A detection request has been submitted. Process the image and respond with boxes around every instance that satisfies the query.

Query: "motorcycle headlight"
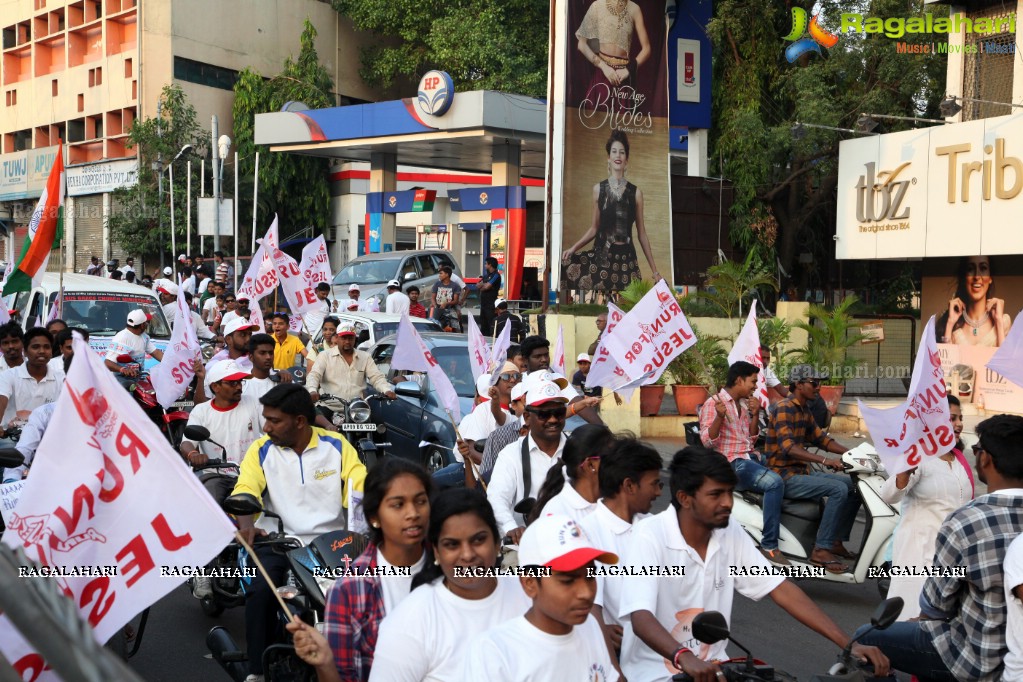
[348,400,371,423]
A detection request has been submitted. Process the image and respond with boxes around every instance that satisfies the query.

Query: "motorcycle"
[672,610,796,681]
[315,393,391,468]
[114,354,189,446]
[0,448,25,536]
[731,443,898,590]
[207,493,369,682]
[810,597,903,681]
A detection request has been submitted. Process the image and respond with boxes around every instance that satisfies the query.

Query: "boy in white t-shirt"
[620,447,889,682]
[1005,534,1023,681]
[463,513,621,682]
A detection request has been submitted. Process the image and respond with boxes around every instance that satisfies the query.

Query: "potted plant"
[664,327,729,416]
[791,295,867,414]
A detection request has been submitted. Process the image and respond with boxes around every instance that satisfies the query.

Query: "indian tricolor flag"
[3,147,64,296]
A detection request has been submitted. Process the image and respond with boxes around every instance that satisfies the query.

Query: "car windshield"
[333,259,397,286]
[372,320,439,339]
[58,292,171,338]
[429,346,476,398]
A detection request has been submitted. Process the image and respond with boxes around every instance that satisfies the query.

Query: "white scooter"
[732,443,899,586]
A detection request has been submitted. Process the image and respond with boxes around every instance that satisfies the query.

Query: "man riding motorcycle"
[305,324,396,403]
[104,309,164,382]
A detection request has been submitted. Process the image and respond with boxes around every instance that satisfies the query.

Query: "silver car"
[331,249,463,312]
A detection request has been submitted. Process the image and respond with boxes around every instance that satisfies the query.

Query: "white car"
[316,312,443,350]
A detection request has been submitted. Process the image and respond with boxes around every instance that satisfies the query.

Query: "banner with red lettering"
[272,247,320,316]
[603,280,696,385]
[392,315,461,420]
[586,302,627,389]
[150,285,200,408]
[300,236,332,287]
[552,325,566,377]
[0,335,234,678]
[488,320,512,386]
[236,216,280,303]
[727,302,769,409]
[859,317,954,475]
[466,313,490,382]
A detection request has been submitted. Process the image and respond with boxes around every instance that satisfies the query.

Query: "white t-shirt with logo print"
[370,577,530,682]
[185,395,263,467]
[462,613,619,682]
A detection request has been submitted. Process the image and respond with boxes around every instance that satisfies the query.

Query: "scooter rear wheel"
[200,596,225,618]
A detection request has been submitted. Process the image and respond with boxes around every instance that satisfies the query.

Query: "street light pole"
[211,115,220,250]
[156,100,164,271]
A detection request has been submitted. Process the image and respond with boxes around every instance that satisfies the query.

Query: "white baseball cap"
[337,324,357,337]
[157,281,179,296]
[523,370,569,390]
[206,360,251,385]
[475,374,492,399]
[386,279,401,289]
[576,353,591,363]
[518,514,618,571]
[223,317,258,337]
[494,298,508,308]
[513,377,556,403]
[178,253,187,262]
[524,382,568,407]
[162,266,173,276]
[126,309,152,326]
[348,283,361,292]
[346,300,360,310]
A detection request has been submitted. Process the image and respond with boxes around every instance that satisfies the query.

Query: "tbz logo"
[855,162,912,223]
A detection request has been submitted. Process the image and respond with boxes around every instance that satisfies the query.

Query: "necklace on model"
[962,308,986,336]
[607,174,626,200]
[606,0,628,28]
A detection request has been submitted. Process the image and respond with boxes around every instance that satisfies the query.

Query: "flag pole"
[447,410,486,491]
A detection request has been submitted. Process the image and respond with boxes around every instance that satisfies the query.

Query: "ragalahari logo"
[783,7,840,62]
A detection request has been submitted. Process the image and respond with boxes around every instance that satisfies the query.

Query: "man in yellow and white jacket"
[232,383,367,682]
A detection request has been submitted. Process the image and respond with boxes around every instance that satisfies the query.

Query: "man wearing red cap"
[306,324,394,402]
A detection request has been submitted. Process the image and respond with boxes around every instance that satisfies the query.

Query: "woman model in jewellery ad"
[937,255,1013,347]
[560,0,671,298]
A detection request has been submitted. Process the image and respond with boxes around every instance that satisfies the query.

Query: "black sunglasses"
[527,405,567,421]
[800,379,821,387]
[971,443,986,456]
[498,372,522,382]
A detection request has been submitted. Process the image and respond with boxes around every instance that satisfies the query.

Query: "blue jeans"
[781,471,860,549]
[732,458,784,550]
[853,622,954,681]
[432,462,466,489]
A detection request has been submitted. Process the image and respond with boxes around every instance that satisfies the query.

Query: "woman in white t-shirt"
[528,424,612,525]
[305,316,338,372]
[368,488,530,681]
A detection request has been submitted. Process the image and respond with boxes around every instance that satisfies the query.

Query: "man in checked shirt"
[700,361,788,566]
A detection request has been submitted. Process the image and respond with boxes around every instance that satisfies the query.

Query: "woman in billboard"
[574,0,651,88]
[561,129,662,293]
[938,255,1013,347]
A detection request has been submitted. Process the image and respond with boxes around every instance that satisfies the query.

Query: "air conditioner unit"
[324,226,337,241]
[12,203,33,223]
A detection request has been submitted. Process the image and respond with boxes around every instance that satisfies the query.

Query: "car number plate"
[341,424,377,432]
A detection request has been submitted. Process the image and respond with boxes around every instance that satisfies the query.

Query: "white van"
[8,273,171,365]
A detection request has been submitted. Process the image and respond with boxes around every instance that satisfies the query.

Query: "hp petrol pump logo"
[416,70,455,116]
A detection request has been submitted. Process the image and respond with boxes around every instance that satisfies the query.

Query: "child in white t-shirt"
[462,513,621,682]
[1004,534,1023,680]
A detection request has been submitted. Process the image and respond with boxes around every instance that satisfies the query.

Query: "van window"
[12,291,31,323]
[61,292,171,338]
[433,253,456,272]
[27,293,44,325]
[399,257,418,282]
[417,255,437,277]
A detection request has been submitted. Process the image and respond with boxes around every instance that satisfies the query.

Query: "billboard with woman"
[558,0,672,297]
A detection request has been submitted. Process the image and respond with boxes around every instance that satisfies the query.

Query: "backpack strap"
[521,436,531,499]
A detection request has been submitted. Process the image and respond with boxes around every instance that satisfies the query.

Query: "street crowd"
[1,252,1021,682]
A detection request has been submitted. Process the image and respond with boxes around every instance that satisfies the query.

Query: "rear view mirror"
[691,611,730,645]
[0,448,25,468]
[404,272,416,281]
[222,493,262,516]
[116,354,133,364]
[183,425,211,442]
[871,597,904,630]
[395,381,424,398]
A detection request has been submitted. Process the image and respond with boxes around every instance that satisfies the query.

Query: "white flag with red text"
[552,325,566,377]
[466,314,490,382]
[392,315,461,420]
[0,334,234,678]
[859,317,954,475]
[300,236,332,288]
[236,216,280,303]
[986,307,1023,390]
[272,247,320,316]
[603,280,697,386]
[150,284,200,408]
[728,302,769,409]
[488,321,512,386]
[586,303,633,396]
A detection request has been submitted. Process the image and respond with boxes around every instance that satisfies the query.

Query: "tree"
[233,19,333,243]
[706,0,945,290]
[331,0,549,97]
[109,85,208,261]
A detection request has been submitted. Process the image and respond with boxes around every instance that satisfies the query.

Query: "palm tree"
[791,295,867,386]
[700,252,778,334]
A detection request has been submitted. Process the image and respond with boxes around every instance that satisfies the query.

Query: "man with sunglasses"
[855,414,1023,682]
[764,364,858,573]
[520,335,603,425]
[488,381,569,543]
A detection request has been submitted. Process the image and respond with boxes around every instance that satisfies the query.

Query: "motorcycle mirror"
[222,493,262,516]
[870,597,904,630]
[513,497,536,516]
[116,354,133,364]
[691,611,730,645]
[0,447,25,468]
[183,425,212,442]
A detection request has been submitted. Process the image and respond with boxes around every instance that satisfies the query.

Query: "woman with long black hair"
[528,424,614,524]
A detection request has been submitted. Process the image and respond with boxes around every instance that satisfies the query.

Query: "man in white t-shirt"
[487,381,568,543]
[302,283,334,338]
[463,513,620,682]
[219,295,251,329]
[619,446,889,682]
[384,279,410,315]
[157,281,179,321]
[521,335,602,425]
[243,333,279,400]
[760,346,789,401]
[1005,534,1023,681]
[0,328,63,437]
[104,310,164,379]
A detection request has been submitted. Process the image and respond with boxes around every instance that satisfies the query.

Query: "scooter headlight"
[348,400,371,423]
